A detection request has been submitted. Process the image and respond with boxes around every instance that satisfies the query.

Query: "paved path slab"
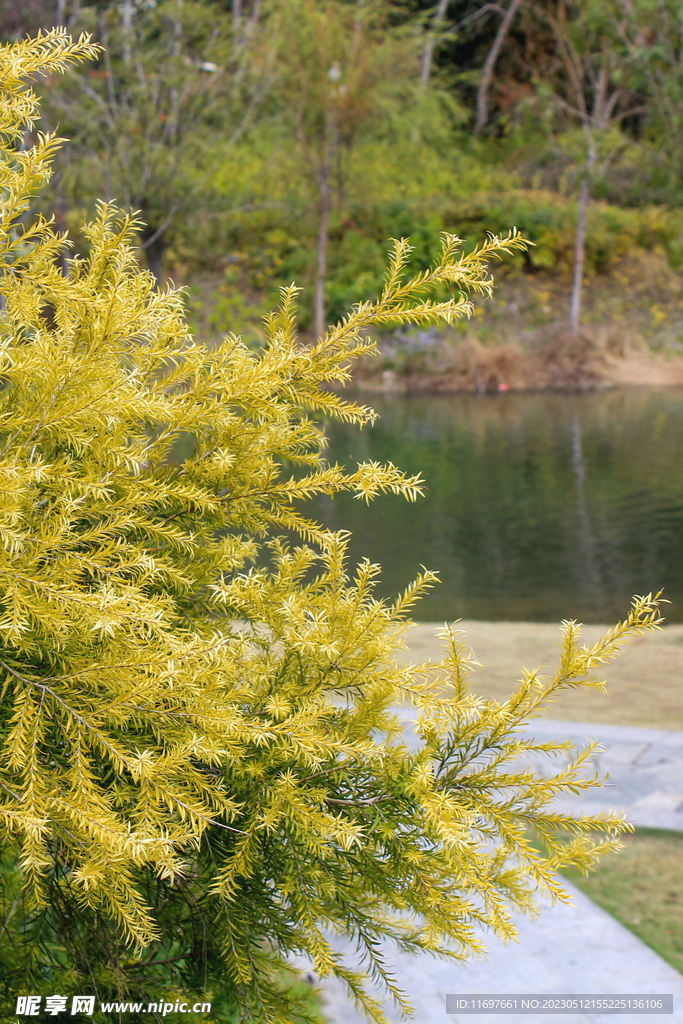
[392,711,683,832]
[314,881,683,1023]
[513,719,683,832]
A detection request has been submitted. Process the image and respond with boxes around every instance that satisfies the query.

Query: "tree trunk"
[54,197,69,278]
[571,413,604,611]
[420,0,451,86]
[570,177,589,333]
[67,0,82,29]
[122,0,133,64]
[474,0,521,135]
[143,229,166,288]
[248,0,261,31]
[314,168,331,339]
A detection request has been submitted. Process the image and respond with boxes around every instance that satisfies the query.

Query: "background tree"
[532,0,639,331]
[473,0,522,134]
[0,29,664,1024]
[615,0,683,202]
[273,0,424,337]
[420,0,451,86]
[43,0,270,282]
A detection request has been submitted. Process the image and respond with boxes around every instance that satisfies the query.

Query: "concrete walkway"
[392,712,683,833]
[311,719,683,1023]
[514,719,683,832]
[316,882,683,1024]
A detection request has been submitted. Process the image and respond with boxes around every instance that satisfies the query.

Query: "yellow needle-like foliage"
[0,30,662,1024]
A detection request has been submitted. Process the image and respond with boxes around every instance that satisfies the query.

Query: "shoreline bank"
[350,255,683,393]
[355,344,683,394]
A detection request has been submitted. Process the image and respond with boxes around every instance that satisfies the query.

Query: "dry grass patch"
[401,621,683,731]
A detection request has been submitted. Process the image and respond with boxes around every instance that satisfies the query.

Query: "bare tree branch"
[474,0,522,134]
[420,0,452,86]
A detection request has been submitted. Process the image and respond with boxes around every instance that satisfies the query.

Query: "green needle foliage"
[0,29,663,1024]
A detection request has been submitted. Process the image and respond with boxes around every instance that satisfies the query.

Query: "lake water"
[310,389,683,623]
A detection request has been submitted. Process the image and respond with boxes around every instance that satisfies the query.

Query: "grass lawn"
[279,972,326,1024]
[562,828,683,975]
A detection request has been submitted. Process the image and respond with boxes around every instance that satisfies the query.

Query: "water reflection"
[311,389,683,622]
[570,414,606,616]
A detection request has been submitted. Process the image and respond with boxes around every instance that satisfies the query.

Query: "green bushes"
[179,169,683,336]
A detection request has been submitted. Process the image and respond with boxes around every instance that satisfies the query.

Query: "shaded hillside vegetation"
[9,0,683,384]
